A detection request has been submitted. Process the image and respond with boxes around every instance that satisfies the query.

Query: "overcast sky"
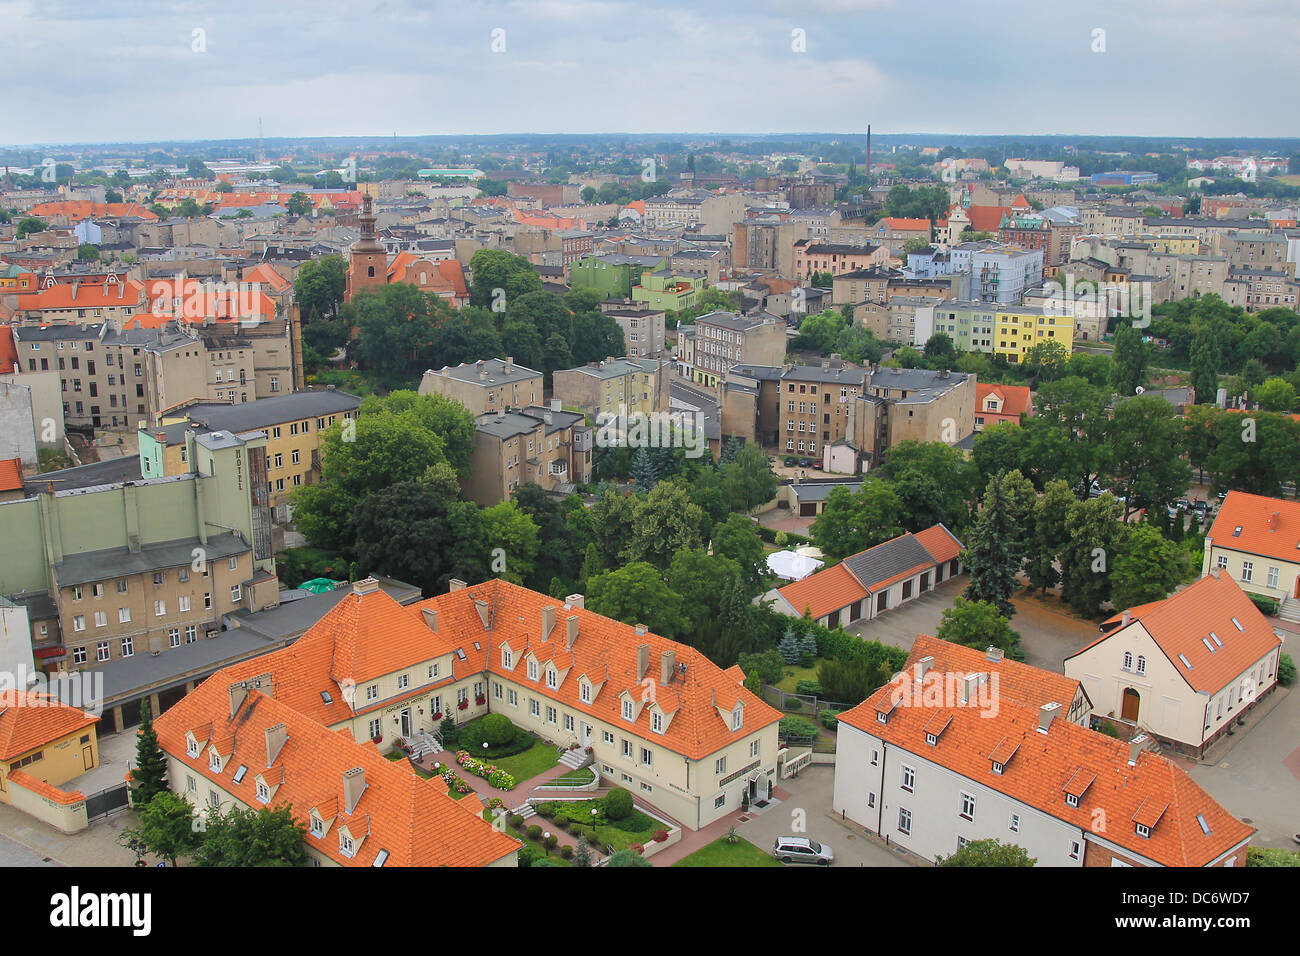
[4,0,1297,146]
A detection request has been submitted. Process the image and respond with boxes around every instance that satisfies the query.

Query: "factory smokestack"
[866,125,871,180]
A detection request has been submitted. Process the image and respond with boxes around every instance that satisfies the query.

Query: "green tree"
[1256,377,1297,412]
[130,699,169,805]
[192,804,309,867]
[881,440,972,531]
[810,480,905,562]
[16,217,47,239]
[1025,479,1074,594]
[76,243,100,262]
[468,249,543,308]
[667,548,741,634]
[923,332,957,365]
[1060,493,1125,616]
[586,562,685,638]
[353,479,461,594]
[1189,320,1224,405]
[481,501,541,585]
[294,255,347,321]
[1107,394,1191,519]
[624,481,705,570]
[608,848,652,867]
[1111,323,1150,396]
[937,598,1022,656]
[816,658,889,707]
[588,489,637,568]
[120,791,200,867]
[709,514,767,594]
[962,471,1035,618]
[286,192,314,216]
[1111,524,1191,609]
[362,390,477,475]
[938,838,1036,867]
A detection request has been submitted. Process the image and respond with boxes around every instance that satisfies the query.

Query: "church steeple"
[344,191,388,303]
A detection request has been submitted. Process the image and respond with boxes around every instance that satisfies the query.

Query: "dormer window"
[256,781,270,803]
[1066,793,1079,808]
[546,669,557,689]
[209,752,221,772]
[502,649,512,669]
[732,707,743,731]
[580,681,591,704]
[926,733,937,746]
[622,699,633,721]
[187,739,198,758]
[528,660,538,681]
[310,813,325,838]
[877,711,888,725]
[340,833,355,857]
[651,711,663,734]
[1135,823,1150,839]
[991,761,1004,775]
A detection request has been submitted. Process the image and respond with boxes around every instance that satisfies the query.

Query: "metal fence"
[85,783,130,821]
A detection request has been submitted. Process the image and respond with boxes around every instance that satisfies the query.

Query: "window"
[580,682,591,703]
[121,636,134,657]
[1136,655,1146,675]
[502,649,512,669]
[1066,793,1080,808]
[1267,566,1279,589]
[368,718,382,739]
[545,705,557,725]
[204,593,212,610]
[959,792,976,821]
[169,628,180,648]
[898,808,912,835]
[96,641,110,662]
[639,747,652,767]
[651,711,663,734]
[365,684,378,702]
[621,739,633,760]
[117,580,128,594]
[715,756,727,775]
[527,659,538,681]
[870,749,879,767]
[602,730,614,745]
[185,625,197,643]
[397,674,409,690]
[72,645,87,664]
[340,833,354,857]
[622,699,633,721]
[992,761,1004,775]
[545,669,557,689]
[93,611,107,628]
[153,571,164,586]
[1135,823,1150,838]
[1123,651,1133,671]
[154,600,166,617]
[563,714,574,733]
[209,751,221,772]
[715,794,726,809]
[256,781,270,803]
[900,765,915,793]
[1241,561,1253,582]
[493,682,502,700]
[529,698,540,717]
[310,814,325,838]
[1009,813,1020,832]
[507,689,518,707]
[1068,841,1081,861]
[732,707,743,731]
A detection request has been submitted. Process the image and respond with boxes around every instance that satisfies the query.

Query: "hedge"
[757,525,810,546]
[819,709,840,730]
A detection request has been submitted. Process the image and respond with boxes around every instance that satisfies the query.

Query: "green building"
[568,254,667,300]
[632,269,707,312]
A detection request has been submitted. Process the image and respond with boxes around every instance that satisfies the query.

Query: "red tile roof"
[1068,573,1281,694]
[0,690,98,759]
[7,771,85,805]
[776,563,868,620]
[0,458,22,493]
[0,325,17,374]
[905,635,1086,715]
[882,217,930,231]
[27,201,158,222]
[838,667,1253,866]
[975,382,1033,420]
[965,205,1014,233]
[1207,490,1300,564]
[16,278,146,312]
[913,524,964,566]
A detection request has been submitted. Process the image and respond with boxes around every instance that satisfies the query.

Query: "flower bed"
[441,767,474,795]
[456,749,516,790]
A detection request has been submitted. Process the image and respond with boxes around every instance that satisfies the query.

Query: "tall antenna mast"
[258,117,265,162]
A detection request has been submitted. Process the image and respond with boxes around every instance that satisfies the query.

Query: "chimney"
[448,579,467,592]
[342,767,366,814]
[1128,733,1148,766]
[352,578,380,596]
[565,615,579,650]
[1037,701,1061,734]
[565,593,585,610]
[71,280,79,300]
[1269,511,1280,531]
[474,599,490,629]
[985,646,1004,663]
[420,607,438,632]
[541,605,556,641]
[637,643,650,681]
[550,398,561,412]
[661,648,676,685]
[961,673,981,704]
[228,681,248,718]
[916,655,935,682]
[265,722,288,767]
[1121,609,1131,627]
[477,361,487,381]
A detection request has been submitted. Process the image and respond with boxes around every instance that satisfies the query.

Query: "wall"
[4,772,88,833]
[0,382,38,465]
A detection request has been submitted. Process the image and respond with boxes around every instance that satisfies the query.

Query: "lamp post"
[543,831,551,856]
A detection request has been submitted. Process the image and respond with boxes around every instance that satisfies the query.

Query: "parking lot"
[845,576,1102,674]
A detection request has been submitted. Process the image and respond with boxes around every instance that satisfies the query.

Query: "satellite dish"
[1135,386,1145,395]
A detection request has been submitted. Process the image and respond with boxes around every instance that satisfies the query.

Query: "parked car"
[798,458,812,468]
[1192,500,1209,513]
[812,460,823,470]
[1177,498,1191,512]
[772,836,834,865]
[784,456,797,467]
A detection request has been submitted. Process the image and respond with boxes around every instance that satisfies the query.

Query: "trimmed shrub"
[779,716,818,739]
[604,787,634,821]
[785,698,802,711]
[555,817,570,832]
[1279,653,1296,688]
[477,713,516,747]
[560,844,574,859]
[1249,593,1280,617]
[544,834,558,850]
[610,810,655,833]
[795,680,824,697]
[527,825,542,841]
[819,709,840,730]
[508,814,524,830]
[536,802,555,819]
[653,829,669,843]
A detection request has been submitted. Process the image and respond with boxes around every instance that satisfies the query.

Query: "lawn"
[775,659,828,694]
[545,766,595,787]
[672,836,782,868]
[536,798,662,853]
[488,739,562,783]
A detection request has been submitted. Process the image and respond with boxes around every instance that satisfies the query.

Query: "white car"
[772,836,834,865]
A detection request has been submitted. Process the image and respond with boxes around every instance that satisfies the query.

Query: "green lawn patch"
[546,766,595,787]
[775,660,827,694]
[488,739,561,783]
[535,797,661,853]
[672,836,783,867]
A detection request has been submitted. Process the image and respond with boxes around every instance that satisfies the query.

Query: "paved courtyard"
[844,577,1101,674]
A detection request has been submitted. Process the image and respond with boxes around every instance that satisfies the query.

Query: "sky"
[3,0,1298,146]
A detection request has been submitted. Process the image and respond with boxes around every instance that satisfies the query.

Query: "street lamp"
[543,831,551,855]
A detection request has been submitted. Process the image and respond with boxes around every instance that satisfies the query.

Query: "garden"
[672,832,782,868]
[530,787,668,854]
[449,714,563,786]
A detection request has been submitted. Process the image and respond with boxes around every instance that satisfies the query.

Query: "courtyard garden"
[532,787,667,854]
[444,714,563,787]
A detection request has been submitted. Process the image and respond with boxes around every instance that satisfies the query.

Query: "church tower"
[344,193,387,303]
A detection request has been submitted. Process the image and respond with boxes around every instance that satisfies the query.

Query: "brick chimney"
[636,643,650,681]
[660,648,676,685]
[265,723,288,767]
[565,615,578,651]
[1269,511,1280,531]
[343,767,366,814]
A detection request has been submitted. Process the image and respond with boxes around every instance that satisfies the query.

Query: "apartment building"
[0,430,277,687]
[1065,573,1282,757]
[1226,267,1299,312]
[792,241,888,280]
[158,577,782,847]
[568,254,666,299]
[974,383,1033,431]
[834,638,1252,867]
[463,403,593,505]
[832,266,895,306]
[138,389,362,515]
[852,367,975,467]
[631,270,706,312]
[993,304,1076,364]
[418,357,543,416]
[552,357,668,420]
[1203,492,1300,607]
[732,219,808,275]
[10,275,148,325]
[603,308,666,358]
[691,311,789,388]
[971,246,1044,303]
[884,295,945,347]
[776,363,868,460]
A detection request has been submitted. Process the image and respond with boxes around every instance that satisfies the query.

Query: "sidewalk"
[0,800,138,867]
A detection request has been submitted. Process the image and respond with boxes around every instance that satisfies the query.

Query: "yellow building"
[993,305,1075,364]
[0,690,99,803]
[1146,235,1203,256]
[138,389,361,514]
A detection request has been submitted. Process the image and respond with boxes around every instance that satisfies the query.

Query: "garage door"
[799,502,817,517]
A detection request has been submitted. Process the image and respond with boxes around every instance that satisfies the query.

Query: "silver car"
[772,836,834,865]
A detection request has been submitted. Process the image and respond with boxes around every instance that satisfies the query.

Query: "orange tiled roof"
[838,671,1253,866]
[1207,490,1300,563]
[0,325,17,373]
[16,278,146,312]
[905,635,1085,714]
[27,201,158,223]
[1068,573,1281,695]
[0,690,98,759]
[975,382,1033,420]
[776,563,868,620]
[0,458,22,492]
[241,263,291,293]
[152,688,519,867]
[913,524,964,566]
[882,217,930,230]
[965,205,1013,233]
[7,771,85,806]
